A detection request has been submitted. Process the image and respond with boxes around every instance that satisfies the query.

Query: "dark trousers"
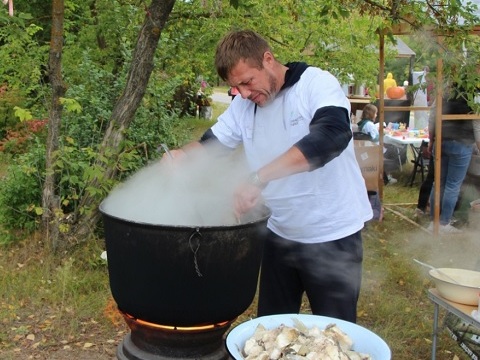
[417,155,462,213]
[417,156,434,211]
[257,230,363,323]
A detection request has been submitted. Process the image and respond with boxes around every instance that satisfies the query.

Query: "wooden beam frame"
[378,25,480,235]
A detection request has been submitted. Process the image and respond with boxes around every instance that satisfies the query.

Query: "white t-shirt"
[360,120,380,143]
[211,67,373,243]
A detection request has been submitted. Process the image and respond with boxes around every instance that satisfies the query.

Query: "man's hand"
[234,183,263,217]
[160,149,188,172]
[160,148,188,164]
[159,141,205,166]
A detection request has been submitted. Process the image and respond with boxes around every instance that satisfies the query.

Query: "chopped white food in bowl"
[226,314,391,360]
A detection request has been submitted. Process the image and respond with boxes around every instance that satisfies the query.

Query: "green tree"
[2,0,480,249]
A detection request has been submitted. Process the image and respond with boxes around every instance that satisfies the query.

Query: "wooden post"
[379,31,385,200]
[433,37,444,236]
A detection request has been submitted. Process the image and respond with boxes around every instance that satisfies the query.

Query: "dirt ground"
[0,329,127,360]
[0,297,256,360]
[1,321,128,360]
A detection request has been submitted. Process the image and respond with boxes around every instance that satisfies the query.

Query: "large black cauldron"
[100,203,269,327]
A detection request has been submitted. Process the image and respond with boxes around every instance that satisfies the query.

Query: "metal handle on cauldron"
[189,228,203,277]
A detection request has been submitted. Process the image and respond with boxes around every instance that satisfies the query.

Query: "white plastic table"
[383,134,429,147]
[383,134,430,180]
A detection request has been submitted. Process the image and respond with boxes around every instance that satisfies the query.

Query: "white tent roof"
[393,37,415,58]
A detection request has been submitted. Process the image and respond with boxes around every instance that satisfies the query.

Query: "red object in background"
[386,86,406,99]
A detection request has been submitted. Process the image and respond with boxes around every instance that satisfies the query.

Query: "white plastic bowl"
[226,313,391,360]
[429,268,480,305]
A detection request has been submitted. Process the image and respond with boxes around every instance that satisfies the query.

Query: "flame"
[104,297,124,326]
[124,312,231,331]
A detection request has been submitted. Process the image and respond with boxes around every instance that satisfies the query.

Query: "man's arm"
[161,141,205,163]
[161,128,233,162]
[254,106,351,184]
[234,105,351,215]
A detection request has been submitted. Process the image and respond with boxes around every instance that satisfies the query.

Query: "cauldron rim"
[99,202,271,230]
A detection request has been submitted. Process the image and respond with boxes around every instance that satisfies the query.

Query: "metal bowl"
[429,268,480,305]
[226,314,391,360]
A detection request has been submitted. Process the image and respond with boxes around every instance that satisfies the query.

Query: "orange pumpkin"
[386,86,405,99]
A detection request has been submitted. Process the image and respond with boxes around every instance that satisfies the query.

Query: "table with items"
[383,129,430,184]
[428,289,480,360]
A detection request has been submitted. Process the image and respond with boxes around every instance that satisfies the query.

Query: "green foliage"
[1,0,480,243]
[0,88,24,136]
[163,1,384,90]
[0,10,49,137]
[61,52,121,148]
[0,119,47,154]
[0,104,211,244]
[0,13,49,113]
[0,135,146,241]
[59,98,82,114]
[13,106,33,121]
[0,144,44,236]
[398,30,480,111]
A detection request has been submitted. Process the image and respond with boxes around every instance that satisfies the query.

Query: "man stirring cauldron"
[162,30,372,323]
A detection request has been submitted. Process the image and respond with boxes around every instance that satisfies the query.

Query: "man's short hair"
[215,30,271,82]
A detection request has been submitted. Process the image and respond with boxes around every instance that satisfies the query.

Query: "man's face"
[227,53,278,107]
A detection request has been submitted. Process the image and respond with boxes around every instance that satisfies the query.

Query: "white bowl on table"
[226,313,391,360]
[429,268,480,306]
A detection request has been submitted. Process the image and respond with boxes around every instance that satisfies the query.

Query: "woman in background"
[357,104,398,185]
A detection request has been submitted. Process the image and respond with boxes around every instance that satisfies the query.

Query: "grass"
[1,113,479,359]
[0,234,121,359]
[175,101,229,144]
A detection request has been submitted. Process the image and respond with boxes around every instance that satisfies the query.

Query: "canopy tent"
[392,37,416,58]
[390,37,416,87]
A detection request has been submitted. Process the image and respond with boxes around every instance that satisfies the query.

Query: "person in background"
[414,107,440,219]
[162,30,372,323]
[427,86,480,234]
[414,140,434,219]
[414,142,461,223]
[384,72,397,95]
[356,104,379,142]
[414,66,437,218]
[357,103,398,185]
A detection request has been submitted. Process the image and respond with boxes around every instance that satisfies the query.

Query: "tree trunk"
[42,0,66,251]
[71,0,176,241]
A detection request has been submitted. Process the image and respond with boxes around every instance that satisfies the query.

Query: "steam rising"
[101,146,250,226]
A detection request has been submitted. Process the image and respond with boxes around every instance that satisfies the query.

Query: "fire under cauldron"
[100,203,270,360]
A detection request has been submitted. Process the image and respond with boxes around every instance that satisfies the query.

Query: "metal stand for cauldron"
[116,313,234,360]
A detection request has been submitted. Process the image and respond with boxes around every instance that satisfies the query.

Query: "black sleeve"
[199,128,217,144]
[198,128,234,155]
[294,106,352,170]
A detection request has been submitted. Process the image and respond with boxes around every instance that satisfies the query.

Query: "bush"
[0,145,45,236]
[0,119,47,154]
